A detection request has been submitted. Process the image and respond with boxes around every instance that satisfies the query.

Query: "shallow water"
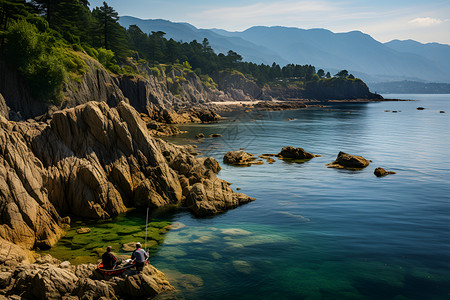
[47,94,450,299]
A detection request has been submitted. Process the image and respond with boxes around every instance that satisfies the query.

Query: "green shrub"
[83,44,98,58]
[72,44,84,52]
[182,60,192,70]
[4,19,43,69]
[25,54,65,103]
[149,67,161,77]
[96,47,122,73]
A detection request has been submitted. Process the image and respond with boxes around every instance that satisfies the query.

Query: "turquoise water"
[46,94,450,299]
[157,94,450,299]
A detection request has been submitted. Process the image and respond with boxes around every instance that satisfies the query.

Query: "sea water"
[48,94,450,299]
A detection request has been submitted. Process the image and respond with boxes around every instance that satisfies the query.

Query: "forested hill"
[0,0,379,111]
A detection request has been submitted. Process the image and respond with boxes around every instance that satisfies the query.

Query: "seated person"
[131,242,148,272]
[101,246,118,270]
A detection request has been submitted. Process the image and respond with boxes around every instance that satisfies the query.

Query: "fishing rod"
[144,207,149,253]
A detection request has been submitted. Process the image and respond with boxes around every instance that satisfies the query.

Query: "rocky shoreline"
[0,100,254,299]
[0,239,175,299]
[0,54,400,299]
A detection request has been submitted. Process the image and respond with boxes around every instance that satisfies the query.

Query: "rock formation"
[213,71,272,101]
[223,151,263,166]
[326,151,370,169]
[0,101,254,249]
[0,93,8,120]
[374,167,396,177]
[277,146,318,160]
[0,251,174,300]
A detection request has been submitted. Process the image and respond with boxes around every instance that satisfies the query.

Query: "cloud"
[408,17,447,27]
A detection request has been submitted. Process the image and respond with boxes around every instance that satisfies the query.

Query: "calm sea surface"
[49,94,450,299]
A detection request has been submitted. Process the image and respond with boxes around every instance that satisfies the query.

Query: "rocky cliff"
[0,101,254,250]
[264,77,382,101]
[213,70,272,101]
[0,55,231,123]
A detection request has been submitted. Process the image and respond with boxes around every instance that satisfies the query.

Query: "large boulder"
[0,238,32,267]
[326,151,369,169]
[277,146,317,160]
[110,264,175,298]
[11,264,78,300]
[72,278,118,300]
[186,179,255,216]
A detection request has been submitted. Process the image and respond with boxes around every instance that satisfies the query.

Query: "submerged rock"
[76,228,91,234]
[374,167,396,177]
[277,146,318,160]
[326,151,369,169]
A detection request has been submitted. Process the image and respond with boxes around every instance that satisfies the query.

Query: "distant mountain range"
[119,16,450,88]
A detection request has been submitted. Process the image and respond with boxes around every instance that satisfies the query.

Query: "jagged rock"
[110,264,174,298]
[0,238,32,267]
[0,93,8,120]
[0,62,50,120]
[0,101,254,248]
[213,71,271,101]
[374,167,396,177]
[326,151,369,169]
[10,264,78,300]
[3,251,174,300]
[0,269,13,289]
[35,254,61,265]
[32,266,78,300]
[185,108,221,123]
[63,55,128,110]
[209,133,222,138]
[74,263,97,279]
[195,133,205,139]
[277,146,317,159]
[223,151,257,166]
[186,179,255,216]
[72,278,118,300]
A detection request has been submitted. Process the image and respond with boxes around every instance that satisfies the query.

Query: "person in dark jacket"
[131,242,148,272]
[101,246,117,270]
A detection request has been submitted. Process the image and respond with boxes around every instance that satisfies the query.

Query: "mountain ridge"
[119,16,450,85]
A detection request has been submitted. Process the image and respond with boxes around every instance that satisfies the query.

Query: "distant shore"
[209,98,413,113]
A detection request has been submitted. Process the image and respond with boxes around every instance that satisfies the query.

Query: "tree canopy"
[0,0,352,100]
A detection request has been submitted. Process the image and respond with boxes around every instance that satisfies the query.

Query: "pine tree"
[92,1,118,50]
[0,0,28,51]
[92,1,129,60]
[30,0,93,43]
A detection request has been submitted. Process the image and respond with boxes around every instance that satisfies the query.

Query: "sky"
[89,0,450,44]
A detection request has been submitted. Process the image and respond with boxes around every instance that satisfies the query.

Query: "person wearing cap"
[131,242,148,272]
[102,246,118,270]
